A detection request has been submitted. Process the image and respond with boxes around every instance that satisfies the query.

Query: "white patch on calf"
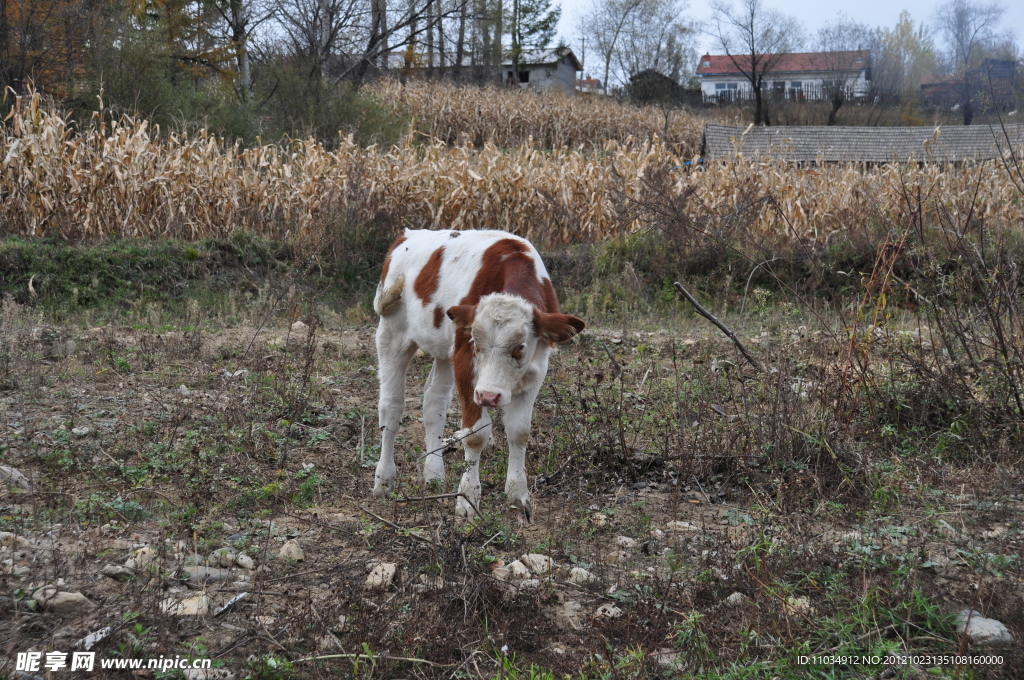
[470,294,542,408]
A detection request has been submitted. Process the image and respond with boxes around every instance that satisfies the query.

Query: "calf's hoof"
[512,497,533,525]
[455,494,480,521]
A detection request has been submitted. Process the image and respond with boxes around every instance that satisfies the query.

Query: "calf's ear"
[534,310,586,344]
[446,305,476,329]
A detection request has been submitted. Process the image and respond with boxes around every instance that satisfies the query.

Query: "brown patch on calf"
[380,234,407,282]
[446,305,476,329]
[453,327,482,427]
[534,309,586,344]
[433,306,446,329]
[414,246,445,305]
[456,239,543,308]
[539,277,560,314]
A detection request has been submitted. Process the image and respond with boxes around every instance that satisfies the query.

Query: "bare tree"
[934,0,1005,124]
[614,0,697,84]
[815,16,870,125]
[709,0,802,126]
[213,0,276,100]
[580,0,643,95]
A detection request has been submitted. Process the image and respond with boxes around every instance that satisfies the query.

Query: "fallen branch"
[674,281,761,371]
[292,652,451,668]
[395,492,482,519]
[358,505,437,546]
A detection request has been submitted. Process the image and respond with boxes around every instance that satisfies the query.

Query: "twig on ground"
[358,505,437,545]
[292,652,451,668]
[674,281,761,371]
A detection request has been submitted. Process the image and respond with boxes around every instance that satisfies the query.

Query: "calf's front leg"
[502,381,543,523]
[373,326,416,497]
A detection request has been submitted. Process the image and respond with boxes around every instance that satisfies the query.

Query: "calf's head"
[448,293,585,408]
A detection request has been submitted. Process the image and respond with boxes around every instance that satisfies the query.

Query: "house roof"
[702,123,1024,162]
[697,50,869,76]
[385,47,582,71]
[921,74,960,86]
[513,48,582,71]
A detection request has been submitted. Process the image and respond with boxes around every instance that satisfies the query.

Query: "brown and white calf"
[371,229,585,521]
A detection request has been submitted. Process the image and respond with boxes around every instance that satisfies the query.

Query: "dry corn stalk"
[368,78,707,155]
[2,91,1022,251]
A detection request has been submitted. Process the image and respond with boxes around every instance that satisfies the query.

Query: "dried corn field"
[368,78,706,153]
[2,91,1023,249]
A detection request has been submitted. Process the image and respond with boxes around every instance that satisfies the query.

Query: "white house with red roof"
[696,50,870,100]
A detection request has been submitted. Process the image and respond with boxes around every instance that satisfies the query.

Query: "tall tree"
[934,0,1005,124]
[0,0,99,95]
[870,12,937,99]
[508,0,558,82]
[580,0,643,94]
[212,0,275,100]
[709,0,802,126]
[614,0,696,84]
[815,16,871,125]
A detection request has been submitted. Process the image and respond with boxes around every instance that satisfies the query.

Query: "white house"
[504,48,582,94]
[696,50,870,100]
[384,46,582,95]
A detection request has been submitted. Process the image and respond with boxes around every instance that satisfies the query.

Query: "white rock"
[616,536,638,549]
[183,566,233,583]
[365,562,397,591]
[183,669,235,680]
[278,539,304,561]
[568,567,601,586]
[520,553,553,574]
[100,564,135,581]
[33,587,98,615]
[491,566,512,581]
[557,600,584,630]
[0,531,27,547]
[124,547,162,573]
[210,547,237,568]
[71,426,92,437]
[981,525,1007,539]
[160,594,210,617]
[725,592,748,607]
[291,320,309,333]
[518,579,542,590]
[332,615,351,634]
[235,553,255,570]
[508,560,532,580]
[666,520,700,532]
[0,465,32,490]
[77,626,112,650]
[956,610,1014,647]
[605,550,628,563]
[783,596,814,616]
[596,603,623,618]
[650,529,665,540]
[414,573,444,593]
[178,385,192,396]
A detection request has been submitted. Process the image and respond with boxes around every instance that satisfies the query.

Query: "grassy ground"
[0,236,1022,679]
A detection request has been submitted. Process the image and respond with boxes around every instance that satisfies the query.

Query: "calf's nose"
[475,390,502,407]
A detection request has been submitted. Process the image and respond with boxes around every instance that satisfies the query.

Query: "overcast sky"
[556,0,1024,76]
